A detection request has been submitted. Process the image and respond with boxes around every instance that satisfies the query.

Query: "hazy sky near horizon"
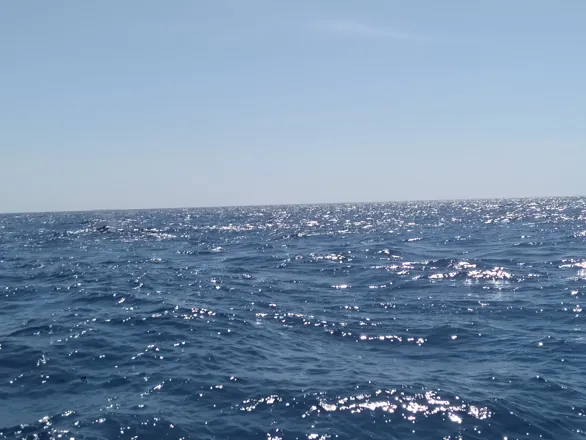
[1,1,584,213]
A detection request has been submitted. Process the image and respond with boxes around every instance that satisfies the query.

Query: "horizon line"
[1,194,584,216]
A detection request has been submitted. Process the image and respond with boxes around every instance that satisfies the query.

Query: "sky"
[0,0,585,213]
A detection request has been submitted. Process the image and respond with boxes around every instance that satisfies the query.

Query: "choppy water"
[1,197,585,440]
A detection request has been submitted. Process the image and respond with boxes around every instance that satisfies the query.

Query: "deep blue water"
[1,198,585,440]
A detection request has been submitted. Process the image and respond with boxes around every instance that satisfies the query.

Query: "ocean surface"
[1,197,585,440]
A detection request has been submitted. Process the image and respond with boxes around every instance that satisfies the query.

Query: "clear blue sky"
[1,0,584,213]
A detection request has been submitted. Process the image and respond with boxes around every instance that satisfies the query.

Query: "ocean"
[0,197,585,440]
